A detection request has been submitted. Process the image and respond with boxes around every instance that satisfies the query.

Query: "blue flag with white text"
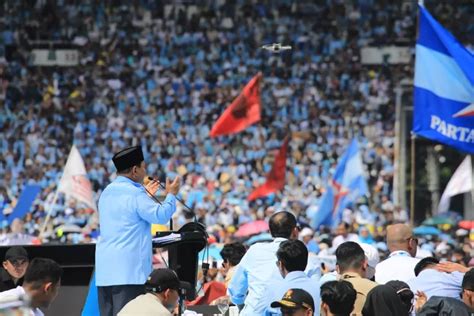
[413,6,474,154]
[311,140,368,229]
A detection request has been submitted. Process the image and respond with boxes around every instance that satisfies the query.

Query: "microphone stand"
[146,177,198,231]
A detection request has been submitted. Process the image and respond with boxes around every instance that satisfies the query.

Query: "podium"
[152,222,208,300]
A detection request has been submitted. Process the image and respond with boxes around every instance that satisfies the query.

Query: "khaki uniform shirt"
[118,293,172,316]
[341,272,378,316]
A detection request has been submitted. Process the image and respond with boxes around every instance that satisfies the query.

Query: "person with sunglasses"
[374,224,420,284]
[270,289,315,316]
[0,246,29,292]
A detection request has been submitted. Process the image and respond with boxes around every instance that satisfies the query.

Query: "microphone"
[146,176,196,216]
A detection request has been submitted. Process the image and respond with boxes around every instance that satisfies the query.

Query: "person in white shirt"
[375,224,420,284]
[332,222,360,250]
[0,258,62,316]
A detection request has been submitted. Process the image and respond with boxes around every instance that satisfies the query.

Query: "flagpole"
[471,154,474,220]
[410,133,416,226]
[38,188,60,239]
[409,0,423,227]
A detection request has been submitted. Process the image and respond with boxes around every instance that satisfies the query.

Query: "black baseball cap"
[145,269,190,293]
[271,288,315,311]
[462,269,474,291]
[4,246,28,262]
[414,257,439,276]
[112,146,144,172]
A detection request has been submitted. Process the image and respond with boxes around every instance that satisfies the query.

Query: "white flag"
[57,145,96,210]
[437,156,472,214]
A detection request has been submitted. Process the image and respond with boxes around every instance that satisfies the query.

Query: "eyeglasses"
[406,236,418,244]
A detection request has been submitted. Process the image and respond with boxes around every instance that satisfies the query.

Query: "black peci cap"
[112,146,144,172]
[414,257,439,276]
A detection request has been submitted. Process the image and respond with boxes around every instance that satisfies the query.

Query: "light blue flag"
[311,185,335,229]
[312,140,368,229]
[413,5,474,154]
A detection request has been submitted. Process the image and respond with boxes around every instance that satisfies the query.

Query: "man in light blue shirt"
[228,212,320,316]
[262,240,320,315]
[407,257,465,300]
[95,146,180,316]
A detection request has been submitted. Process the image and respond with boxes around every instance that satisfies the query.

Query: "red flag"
[248,137,289,201]
[210,73,262,137]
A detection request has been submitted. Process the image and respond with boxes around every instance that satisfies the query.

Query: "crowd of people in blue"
[0,0,473,315]
[0,0,473,242]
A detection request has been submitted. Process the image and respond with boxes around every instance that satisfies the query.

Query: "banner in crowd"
[312,139,368,228]
[3,185,41,224]
[210,73,262,137]
[57,145,96,210]
[248,137,289,201]
[413,6,474,154]
[437,156,472,214]
[31,49,80,66]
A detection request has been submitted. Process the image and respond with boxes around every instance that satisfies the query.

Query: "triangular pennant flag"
[210,73,262,137]
[248,137,289,201]
[437,156,472,214]
[57,145,96,210]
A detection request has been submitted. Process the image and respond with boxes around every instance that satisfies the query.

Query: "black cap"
[145,269,189,293]
[112,146,144,172]
[414,257,439,276]
[462,269,474,291]
[271,288,314,311]
[5,246,28,262]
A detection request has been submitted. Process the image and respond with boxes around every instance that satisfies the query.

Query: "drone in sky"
[261,43,292,53]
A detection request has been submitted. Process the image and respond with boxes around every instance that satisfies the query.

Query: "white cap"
[360,243,379,268]
[299,227,314,239]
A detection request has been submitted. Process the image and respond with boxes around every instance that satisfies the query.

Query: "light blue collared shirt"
[407,269,464,300]
[263,271,321,316]
[228,238,321,316]
[95,176,176,286]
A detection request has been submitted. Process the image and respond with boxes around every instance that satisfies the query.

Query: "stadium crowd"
[0,0,473,243]
[0,1,473,315]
